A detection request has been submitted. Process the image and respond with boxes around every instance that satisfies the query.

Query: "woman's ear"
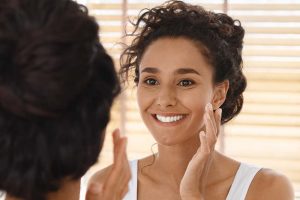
[212,80,229,110]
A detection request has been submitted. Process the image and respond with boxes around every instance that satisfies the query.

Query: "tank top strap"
[226,163,262,200]
[123,160,138,200]
[0,191,6,200]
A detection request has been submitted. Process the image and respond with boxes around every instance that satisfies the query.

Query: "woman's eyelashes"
[177,79,195,87]
[141,77,196,88]
[143,78,159,85]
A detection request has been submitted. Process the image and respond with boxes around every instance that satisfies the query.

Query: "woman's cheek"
[181,93,207,129]
[137,86,153,110]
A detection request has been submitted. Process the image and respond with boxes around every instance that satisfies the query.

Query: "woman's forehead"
[139,37,212,75]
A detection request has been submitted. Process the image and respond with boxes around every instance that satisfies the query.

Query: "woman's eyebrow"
[175,68,201,75]
[140,67,201,75]
[141,67,160,74]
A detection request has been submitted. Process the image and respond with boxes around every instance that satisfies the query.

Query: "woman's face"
[137,37,223,146]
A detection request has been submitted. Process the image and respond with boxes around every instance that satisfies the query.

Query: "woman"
[91,1,294,200]
[0,0,130,199]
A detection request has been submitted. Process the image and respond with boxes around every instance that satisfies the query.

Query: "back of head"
[120,0,247,124]
[0,0,120,199]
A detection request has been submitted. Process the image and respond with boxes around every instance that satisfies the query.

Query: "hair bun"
[213,13,245,54]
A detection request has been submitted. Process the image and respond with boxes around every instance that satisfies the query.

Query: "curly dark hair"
[120,0,247,124]
[0,0,120,199]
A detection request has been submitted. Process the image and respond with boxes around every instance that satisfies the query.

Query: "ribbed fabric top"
[226,163,261,200]
[123,160,138,200]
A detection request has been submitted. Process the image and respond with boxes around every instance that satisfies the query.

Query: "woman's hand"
[85,129,131,200]
[180,103,222,200]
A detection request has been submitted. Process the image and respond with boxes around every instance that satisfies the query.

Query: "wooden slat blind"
[82,0,300,195]
[226,1,300,192]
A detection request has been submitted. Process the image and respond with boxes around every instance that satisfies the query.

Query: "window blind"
[225,1,300,192]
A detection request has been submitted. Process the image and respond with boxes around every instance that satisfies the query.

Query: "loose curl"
[120,0,247,124]
[0,0,120,199]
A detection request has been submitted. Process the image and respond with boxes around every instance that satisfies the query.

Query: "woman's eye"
[144,78,158,85]
[178,80,194,87]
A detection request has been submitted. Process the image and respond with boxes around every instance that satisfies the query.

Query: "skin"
[91,37,294,200]
[86,129,131,200]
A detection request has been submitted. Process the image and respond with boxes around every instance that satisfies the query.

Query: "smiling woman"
[90,1,295,200]
[137,37,225,146]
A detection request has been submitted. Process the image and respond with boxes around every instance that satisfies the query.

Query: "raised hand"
[85,129,131,200]
[180,103,222,200]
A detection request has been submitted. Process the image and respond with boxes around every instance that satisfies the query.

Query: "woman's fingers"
[86,129,131,200]
[108,136,131,199]
[214,108,222,136]
[112,138,131,197]
[119,170,131,196]
[112,129,121,161]
[206,104,217,134]
[204,114,216,148]
[204,109,217,148]
[108,137,128,184]
[199,131,210,154]
[179,131,210,199]
[179,104,222,200]
[204,104,223,148]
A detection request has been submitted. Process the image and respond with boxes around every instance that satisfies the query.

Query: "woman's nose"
[156,87,177,108]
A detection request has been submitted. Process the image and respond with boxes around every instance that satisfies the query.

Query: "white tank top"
[123,160,261,200]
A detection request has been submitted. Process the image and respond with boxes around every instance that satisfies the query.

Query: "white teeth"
[156,114,184,123]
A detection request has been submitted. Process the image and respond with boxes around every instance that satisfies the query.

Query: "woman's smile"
[151,113,189,125]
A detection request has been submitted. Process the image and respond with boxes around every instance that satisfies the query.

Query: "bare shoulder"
[88,165,113,186]
[247,168,294,200]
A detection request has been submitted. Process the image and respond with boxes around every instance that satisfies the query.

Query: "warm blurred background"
[77,0,300,198]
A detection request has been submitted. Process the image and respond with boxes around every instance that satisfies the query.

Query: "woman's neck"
[148,141,238,188]
[5,178,80,200]
[157,137,200,173]
[148,134,205,184]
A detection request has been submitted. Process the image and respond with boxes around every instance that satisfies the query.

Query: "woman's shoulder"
[247,168,294,200]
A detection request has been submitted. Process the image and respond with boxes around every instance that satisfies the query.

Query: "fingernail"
[200,131,206,137]
[219,108,222,116]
